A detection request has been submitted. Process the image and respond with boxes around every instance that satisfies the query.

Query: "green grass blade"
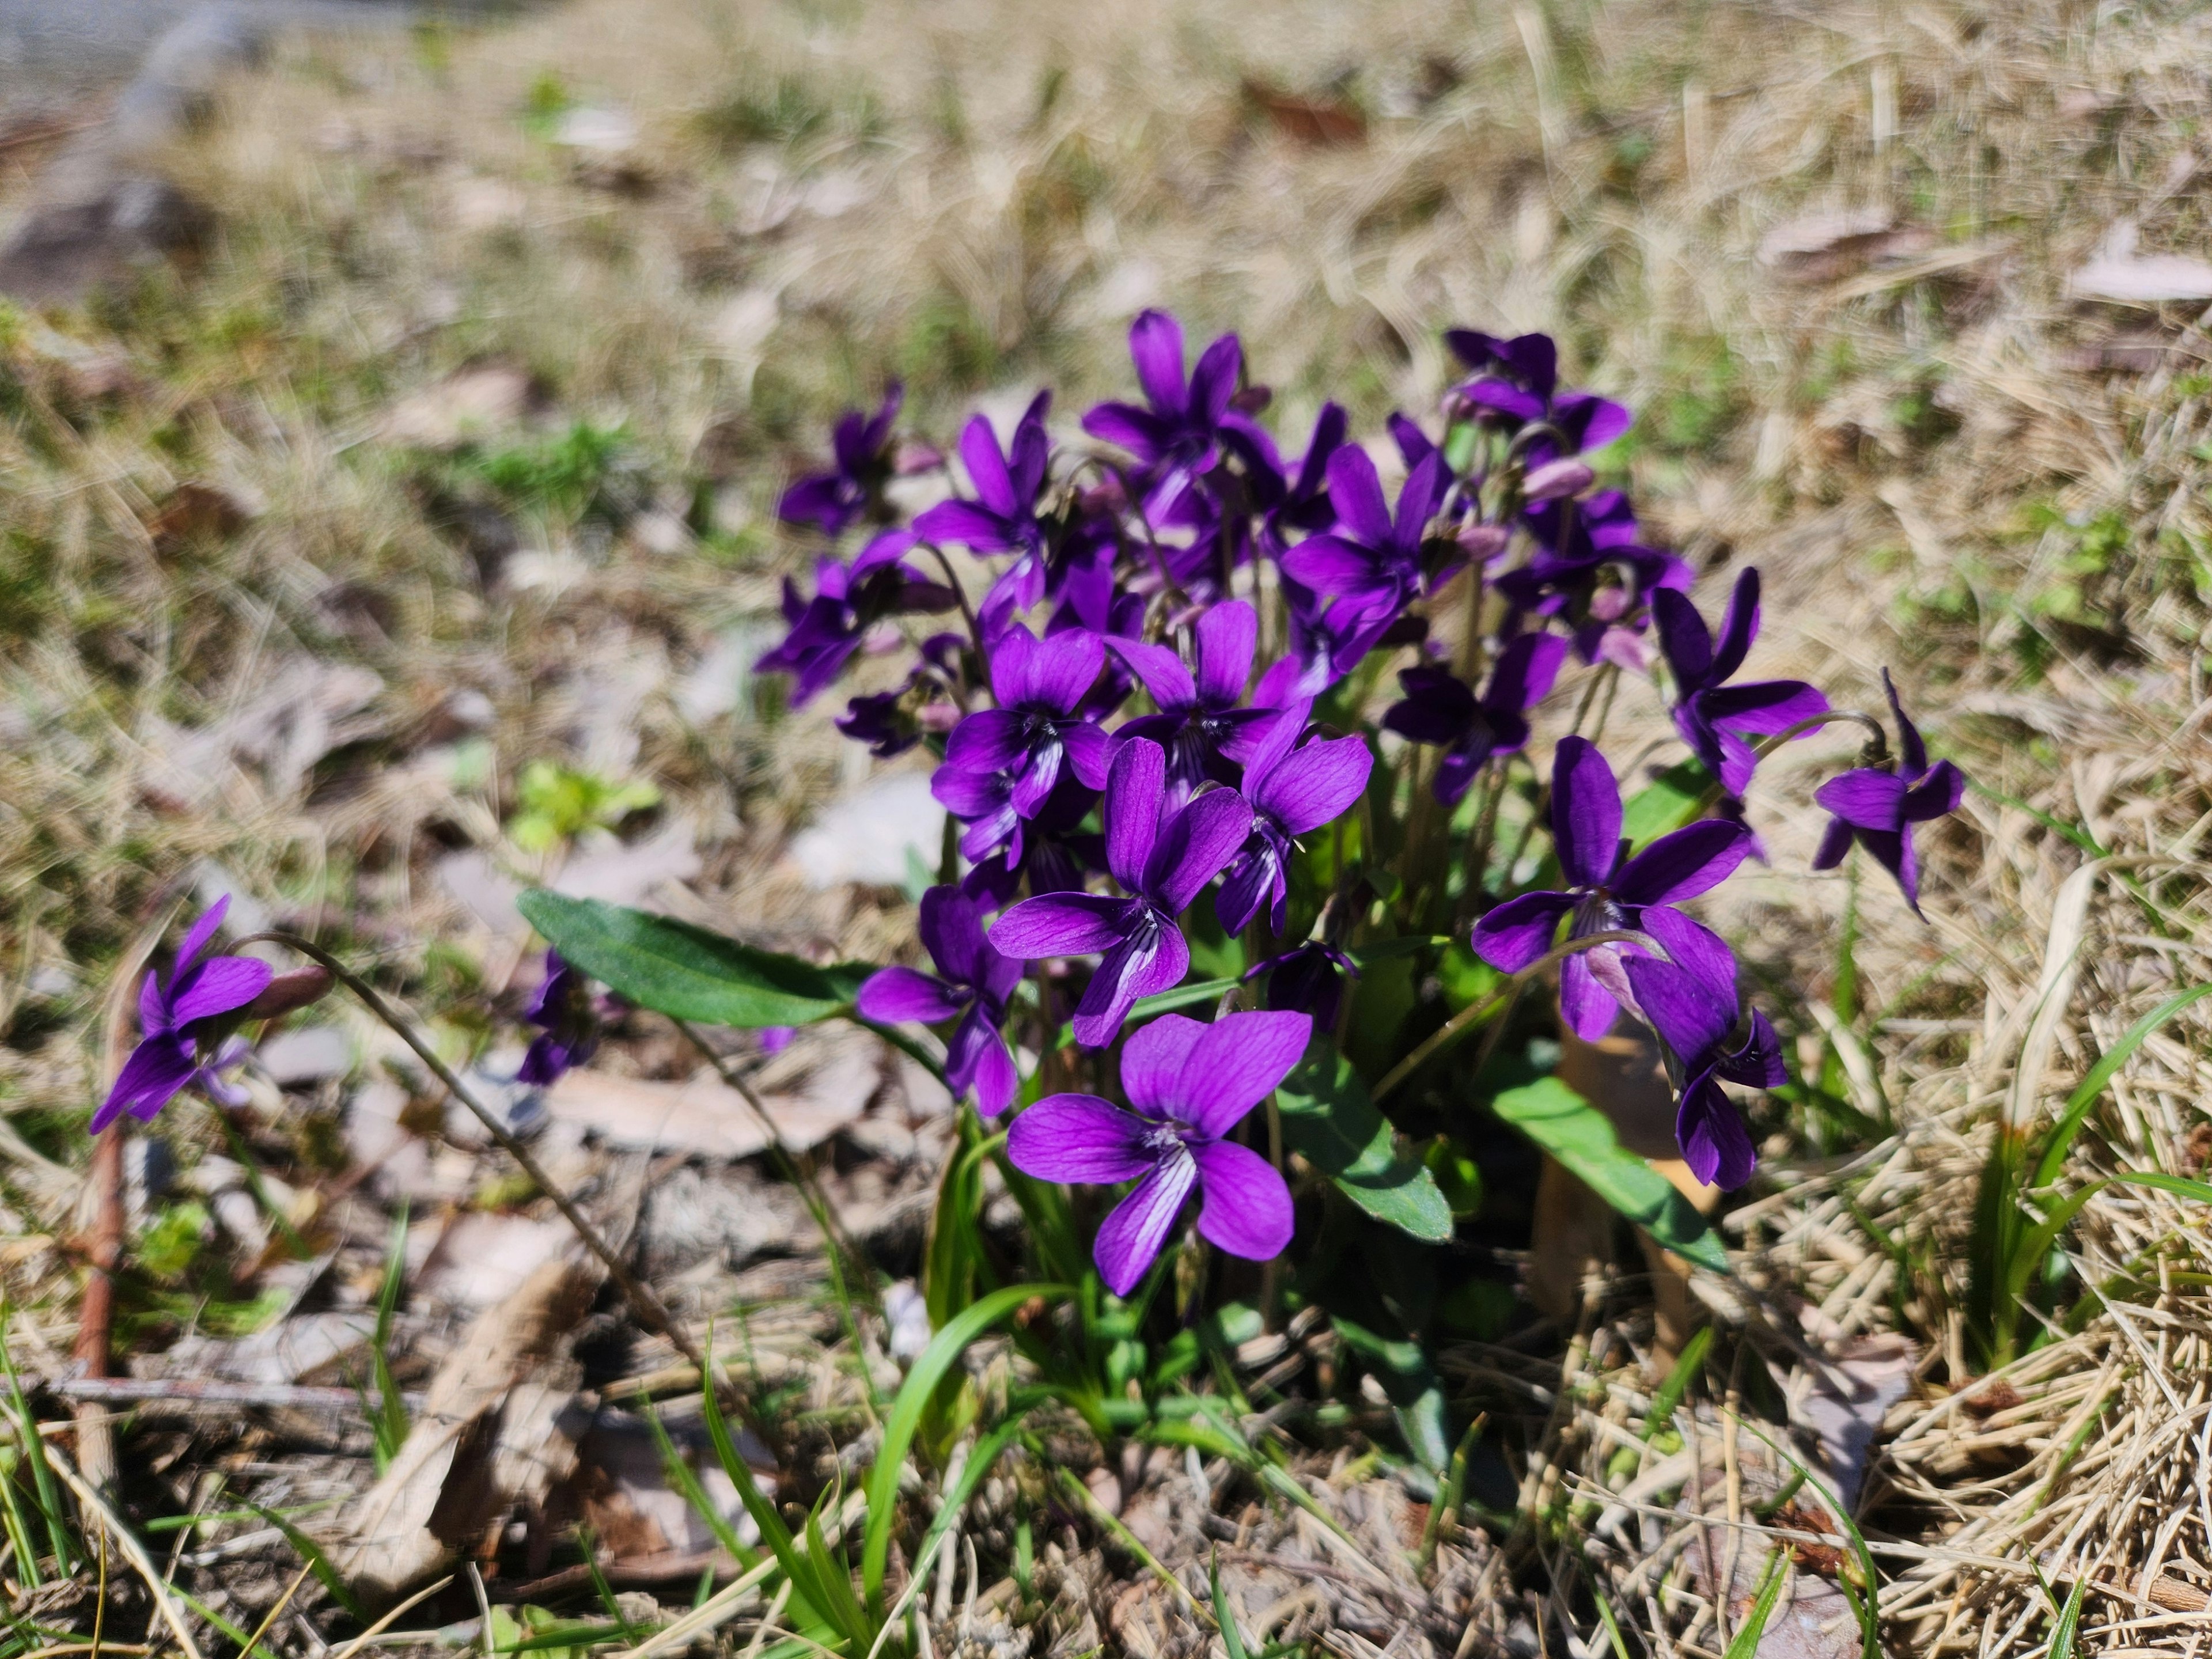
[1736,1419,1880,1659]
[862,1282,1070,1611]
[1211,1551,1251,1659]
[370,1203,410,1472]
[0,1315,71,1574]
[1643,1327,1713,1440]
[2031,986,2212,1188]
[2110,1170,2212,1203]
[804,1500,874,1651]
[639,1395,752,1566]
[2046,1570,2087,1658]
[1722,1548,1789,1659]
[245,1499,365,1621]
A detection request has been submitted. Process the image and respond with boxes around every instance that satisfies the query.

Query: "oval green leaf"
[1276,1038,1454,1243]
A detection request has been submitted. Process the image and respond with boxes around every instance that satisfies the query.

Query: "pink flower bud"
[1521,457,1594,502]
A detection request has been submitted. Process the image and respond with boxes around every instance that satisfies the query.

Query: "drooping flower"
[1215,703,1373,934]
[1653,568,1828,798]
[1444,329,1632,459]
[835,632,964,758]
[519,950,605,1086]
[778,383,903,536]
[1382,632,1569,806]
[1081,310,1247,513]
[1005,1009,1310,1294]
[1278,448,1449,624]
[990,738,1251,1048]
[94,897,271,1134]
[1811,669,1967,915]
[1246,941,1358,1029]
[913,393,1054,632]
[1470,737,1751,1041]
[857,887,1024,1117]
[755,532,957,706]
[939,624,1111,817]
[1110,600,1282,802]
[1620,907,1783,1188]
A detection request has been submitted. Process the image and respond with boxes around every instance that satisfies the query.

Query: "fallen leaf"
[147,480,259,550]
[1790,1331,1917,1508]
[256,1025,352,1085]
[416,1213,576,1313]
[1243,78,1367,145]
[1756,209,1937,283]
[552,819,703,911]
[786,772,944,889]
[543,1030,880,1158]
[2071,221,2212,302]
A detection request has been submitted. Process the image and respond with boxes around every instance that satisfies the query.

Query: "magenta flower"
[1444,329,1631,457]
[1109,600,1282,802]
[778,383,902,536]
[1811,669,1966,915]
[755,532,957,706]
[1006,1009,1310,1294]
[1620,908,1783,1188]
[858,887,1024,1118]
[519,949,604,1085]
[913,393,1054,632]
[939,623,1111,818]
[1653,569,1828,798]
[1081,310,1246,513]
[1382,631,1569,806]
[1470,737,1750,1041]
[1216,704,1373,935]
[1279,447,1449,624]
[94,897,271,1134]
[990,738,1251,1048]
[1247,941,1358,1029]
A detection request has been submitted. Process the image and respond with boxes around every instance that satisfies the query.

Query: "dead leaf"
[415,1213,575,1313]
[786,772,945,889]
[380,361,545,450]
[2070,221,2212,302]
[1756,210,1937,283]
[1790,1331,1917,1508]
[1242,79,1367,145]
[552,819,703,910]
[148,481,259,550]
[543,1029,880,1158]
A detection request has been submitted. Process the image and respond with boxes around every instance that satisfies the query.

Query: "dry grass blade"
[43,1442,206,1659]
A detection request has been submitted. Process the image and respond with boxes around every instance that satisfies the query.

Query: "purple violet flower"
[1810,669,1967,915]
[1470,736,1751,1041]
[519,949,604,1086]
[960,769,1101,907]
[1653,569,1829,798]
[1245,403,1348,557]
[940,624,1111,817]
[1081,310,1247,514]
[94,896,271,1134]
[857,886,1024,1117]
[1215,703,1374,935]
[756,532,957,707]
[1620,907,1783,1188]
[913,393,1054,632]
[836,632,964,757]
[990,738,1251,1048]
[1247,941,1358,1029]
[1382,632,1569,806]
[1279,447,1449,624]
[1005,1009,1310,1294]
[1444,330,1632,458]
[1111,600,1282,802]
[778,383,903,536]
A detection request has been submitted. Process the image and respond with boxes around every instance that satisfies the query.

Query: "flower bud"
[1456,522,1510,561]
[1521,457,1594,502]
[241,965,335,1022]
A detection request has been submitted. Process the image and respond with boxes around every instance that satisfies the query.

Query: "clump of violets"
[96,897,270,1133]
[597,309,1982,1294]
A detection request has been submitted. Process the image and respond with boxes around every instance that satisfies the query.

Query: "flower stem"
[237,931,706,1374]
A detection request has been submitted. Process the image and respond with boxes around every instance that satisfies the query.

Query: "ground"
[4,0,2212,1654]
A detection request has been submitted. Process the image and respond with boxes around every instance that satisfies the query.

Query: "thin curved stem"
[1371,928,1646,1105]
[920,540,988,667]
[236,932,704,1374]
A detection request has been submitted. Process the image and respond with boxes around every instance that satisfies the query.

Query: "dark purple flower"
[1620,908,1783,1188]
[1081,310,1247,513]
[1247,941,1358,1029]
[1444,330,1632,458]
[1470,736,1751,1041]
[1653,569,1828,798]
[1382,632,1569,806]
[520,949,604,1086]
[1278,448,1449,623]
[1111,600,1282,802]
[1811,669,1967,915]
[94,897,271,1134]
[1215,703,1373,934]
[960,769,1101,907]
[914,394,1054,632]
[778,383,903,536]
[1245,403,1347,557]
[1494,492,1691,662]
[857,886,1024,1117]
[1005,1009,1309,1294]
[939,624,1111,817]
[835,632,964,757]
[990,738,1251,1048]
[756,532,957,707]
[1048,551,1147,721]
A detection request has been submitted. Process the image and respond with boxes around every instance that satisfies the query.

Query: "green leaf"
[2031,984,2212,1188]
[1620,758,1709,851]
[1276,1039,1453,1243]
[1331,1315,1452,1472]
[2046,1569,2088,1659]
[517,891,863,1027]
[1722,1548,1790,1659]
[1490,1077,1727,1274]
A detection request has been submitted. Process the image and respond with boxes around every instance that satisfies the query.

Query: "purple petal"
[1883,667,1928,777]
[922,886,998,988]
[1559,951,1622,1042]
[1188,333,1243,426]
[946,1001,1017,1116]
[1812,816,1855,871]
[1486,632,1569,717]
[93,1035,196,1134]
[1006,1093,1154,1182]
[1071,922,1189,1050]
[1120,1013,1208,1118]
[1081,402,1174,458]
[1638,906,1738,1009]
[1620,953,1732,1065]
[1613,819,1749,907]
[1709,568,1760,685]
[1550,736,1623,888]
[1323,446,1392,546]
[1063,721,1112,790]
[1009,391,1053,500]
[1252,734,1372,836]
[170,957,274,1028]
[1394,453,1448,544]
[946,709,1028,774]
[1384,668,1475,744]
[914,499,1014,550]
[1128,309,1188,414]
[990,892,1129,959]
[1813,770,1907,834]
[1006,628,1104,715]
[957,414,1018,519]
[1094,1150,1198,1296]
[1191,1139,1294,1261]
[175,896,232,979]
[1469,890,1574,972]
[856,965,967,1025]
[139,965,169,1033]
[1556,392,1633,453]
[1718,1009,1788,1091]
[1280,536,1387,601]
[1903,759,1966,821]
[1677,1075,1756,1188]
[1213,845,1278,936]
[1699,680,1829,736]
[1143,787,1254,914]
[1104,738,1168,891]
[1109,638,1198,711]
[1179,1010,1312,1138]
[1194,601,1257,707]
[1651,588,1712,690]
